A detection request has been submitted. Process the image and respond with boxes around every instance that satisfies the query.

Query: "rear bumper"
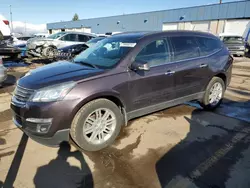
[229,50,245,56]
[13,117,70,146]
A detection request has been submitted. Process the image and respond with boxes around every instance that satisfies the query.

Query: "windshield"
[223,36,244,44]
[47,32,66,39]
[74,37,137,69]
[86,37,105,46]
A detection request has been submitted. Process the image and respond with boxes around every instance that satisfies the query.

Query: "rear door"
[169,35,208,98]
[128,39,176,111]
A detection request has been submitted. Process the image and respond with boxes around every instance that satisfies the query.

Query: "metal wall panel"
[244,1,250,17]
[236,1,246,18]
[47,1,250,34]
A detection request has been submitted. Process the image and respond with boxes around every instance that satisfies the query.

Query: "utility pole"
[9,5,13,33]
[24,21,27,35]
[219,0,222,4]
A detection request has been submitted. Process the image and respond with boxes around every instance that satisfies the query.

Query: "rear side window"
[61,34,78,42]
[196,37,222,56]
[78,34,90,42]
[135,39,170,67]
[170,36,199,61]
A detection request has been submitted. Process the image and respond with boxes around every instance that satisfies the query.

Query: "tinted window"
[135,39,170,67]
[61,34,78,41]
[223,36,243,44]
[171,36,199,61]
[78,34,89,42]
[196,37,222,56]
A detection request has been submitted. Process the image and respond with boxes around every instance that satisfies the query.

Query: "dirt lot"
[0,57,250,188]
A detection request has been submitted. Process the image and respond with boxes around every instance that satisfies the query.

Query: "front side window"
[135,39,170,67]
[196,37,222,56]
[74,37,138,69]
[171,36,199,61]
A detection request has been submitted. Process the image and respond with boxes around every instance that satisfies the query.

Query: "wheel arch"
[215,72,227,86]
[71,91,128,126]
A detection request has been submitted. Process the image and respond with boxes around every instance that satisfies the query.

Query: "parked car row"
[26,32,97,58]
[11,30,233,151]
[57,37,106,60]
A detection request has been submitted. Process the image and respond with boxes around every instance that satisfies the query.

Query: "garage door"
[162,23,178,31]
[191,21,210,32]
[225,19,250,37]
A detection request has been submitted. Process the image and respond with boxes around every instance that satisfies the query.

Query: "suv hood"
[28,37,55,44]
[18,61,104,89]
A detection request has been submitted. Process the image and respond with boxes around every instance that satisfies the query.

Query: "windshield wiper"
[73,61,98,69]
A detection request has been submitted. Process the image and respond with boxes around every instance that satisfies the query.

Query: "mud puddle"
[0,130,15,160]
[149,105,194,121]
[0,109,12,123]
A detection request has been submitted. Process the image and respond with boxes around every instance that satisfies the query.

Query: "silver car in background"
[27,31,96,58]
[0,57,7,86]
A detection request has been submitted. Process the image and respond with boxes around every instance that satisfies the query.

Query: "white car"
[0,57,7,86]
[0,15,11,39]
[27,31,96,58]
[33,33,49,38]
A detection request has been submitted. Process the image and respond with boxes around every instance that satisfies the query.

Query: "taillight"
[3,20,9,25]
[0,58,3,65]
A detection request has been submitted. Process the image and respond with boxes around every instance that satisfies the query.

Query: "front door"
[128,39,176,112]
[57,34,79,48]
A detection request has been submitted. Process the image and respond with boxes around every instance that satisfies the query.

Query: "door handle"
[200,64,208,68]
[165,70,175,76]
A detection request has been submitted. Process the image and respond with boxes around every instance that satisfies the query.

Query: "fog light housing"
[26,118,53,134]
[37,124,51,133]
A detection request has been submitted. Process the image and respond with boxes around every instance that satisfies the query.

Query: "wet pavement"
[0,58,250,188]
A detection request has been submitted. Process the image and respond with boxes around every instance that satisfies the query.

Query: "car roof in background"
[219,33,242,37]
[111,30,217,40]
[62,31,97,37]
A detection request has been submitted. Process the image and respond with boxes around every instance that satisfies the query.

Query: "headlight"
[240,46,245,50]
[30,82,76,102]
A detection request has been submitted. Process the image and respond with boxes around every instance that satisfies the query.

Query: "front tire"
[70,99,123,151]
[42,47,57,58]
[200,77,225,110]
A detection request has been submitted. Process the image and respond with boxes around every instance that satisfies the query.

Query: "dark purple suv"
[11,31,233,151]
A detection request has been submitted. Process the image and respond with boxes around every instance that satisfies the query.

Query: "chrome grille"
[13,85,34,103]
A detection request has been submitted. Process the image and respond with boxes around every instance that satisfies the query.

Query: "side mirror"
[131,61,150,71]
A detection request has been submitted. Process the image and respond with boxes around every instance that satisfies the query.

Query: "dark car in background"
[57,37,106,60]
[0,32,21,59]
[11,31,233,151]
[220,34,246,57]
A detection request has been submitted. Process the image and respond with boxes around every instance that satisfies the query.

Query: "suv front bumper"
[13,116,69,146]
[10,98,80,147]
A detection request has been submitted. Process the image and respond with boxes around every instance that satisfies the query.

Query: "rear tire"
[70,99,123,151]
[200,77,225,111]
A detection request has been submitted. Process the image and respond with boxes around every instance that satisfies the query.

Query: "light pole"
[9,5,13,33]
